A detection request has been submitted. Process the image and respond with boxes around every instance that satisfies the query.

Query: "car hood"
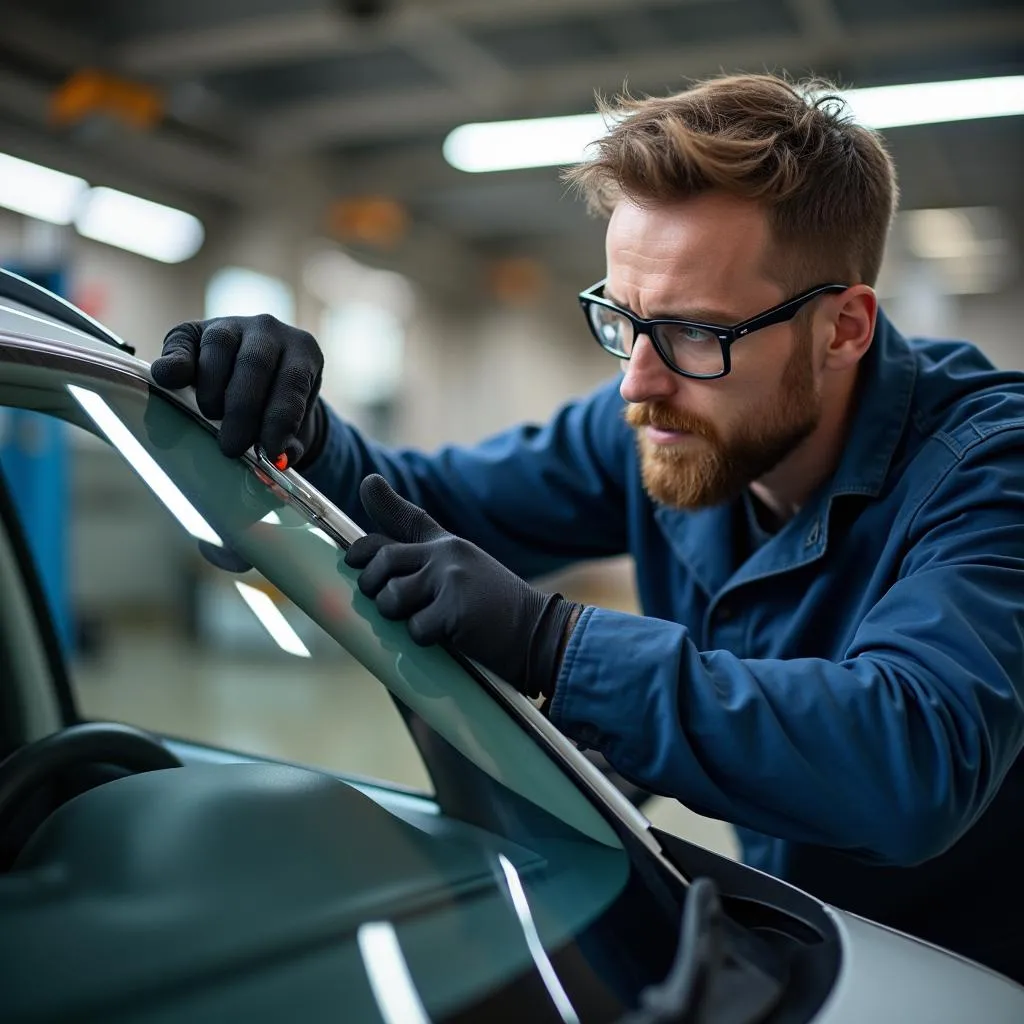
[818,905,1024,1022]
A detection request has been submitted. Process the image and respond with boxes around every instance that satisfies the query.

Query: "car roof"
[0,268,137,358]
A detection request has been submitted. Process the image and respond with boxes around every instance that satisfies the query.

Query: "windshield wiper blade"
[618,877,785,1024]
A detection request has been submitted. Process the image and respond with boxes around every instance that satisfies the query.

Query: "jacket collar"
[655,309,918,597]
[823,308,917,502]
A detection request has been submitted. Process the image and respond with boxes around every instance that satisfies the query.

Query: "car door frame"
[0,460,78,751]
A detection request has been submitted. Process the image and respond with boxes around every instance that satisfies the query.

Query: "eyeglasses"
[578,279,848,379]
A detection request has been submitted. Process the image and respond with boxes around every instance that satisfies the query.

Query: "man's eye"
[682,327,712,343]
[664,325,714,345]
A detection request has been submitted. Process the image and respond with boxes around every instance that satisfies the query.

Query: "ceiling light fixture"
[842,75,1024,130]
[443,75,1024,173]
[75,186,205,263]
[0,153,88,224]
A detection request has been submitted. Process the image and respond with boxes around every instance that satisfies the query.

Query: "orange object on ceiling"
[327,197,408,248]
[487,257,548,306]
[50,69,164,130]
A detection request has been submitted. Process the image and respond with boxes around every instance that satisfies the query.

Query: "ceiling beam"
[255,10,1024,153]
[116,0,717,77]
[783,0,845,43]
[1,9,102,69]
[118,9,353,79]
[391,8,516,103]
[0,70,268,204]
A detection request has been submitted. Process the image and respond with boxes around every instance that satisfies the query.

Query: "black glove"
[151,314,326,466]
[344,475,581,699]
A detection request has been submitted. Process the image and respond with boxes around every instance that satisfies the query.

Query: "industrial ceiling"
[1,0,1022,291]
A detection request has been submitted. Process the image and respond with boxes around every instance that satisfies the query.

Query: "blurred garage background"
[0,0,1022,857]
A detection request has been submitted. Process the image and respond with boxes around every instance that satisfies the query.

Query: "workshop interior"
[0,1,1023,1021]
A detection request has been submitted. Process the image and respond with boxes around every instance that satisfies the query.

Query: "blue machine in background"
[0,266,72,652]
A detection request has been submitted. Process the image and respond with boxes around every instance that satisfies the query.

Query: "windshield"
[0,347,682,1021]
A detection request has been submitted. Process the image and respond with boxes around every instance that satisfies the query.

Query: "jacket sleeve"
[548,431,1024,866]
[300,377,631,580]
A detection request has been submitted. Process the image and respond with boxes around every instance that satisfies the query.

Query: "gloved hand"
[151,315,325,466]
[345,474,582,699]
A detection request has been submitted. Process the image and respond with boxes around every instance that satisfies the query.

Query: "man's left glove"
[345,474,581,699]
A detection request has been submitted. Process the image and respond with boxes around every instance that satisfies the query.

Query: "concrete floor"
[71,627,738,860]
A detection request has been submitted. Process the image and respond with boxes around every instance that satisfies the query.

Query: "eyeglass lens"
[587,303,724,375]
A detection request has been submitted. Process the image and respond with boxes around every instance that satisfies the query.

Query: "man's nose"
[620,333,677,404]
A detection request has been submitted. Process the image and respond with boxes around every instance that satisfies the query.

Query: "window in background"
[205,266,295,323]
[304,247,414,442]
[877,206,1016,338]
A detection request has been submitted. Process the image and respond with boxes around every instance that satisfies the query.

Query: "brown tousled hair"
[564,73,898,290]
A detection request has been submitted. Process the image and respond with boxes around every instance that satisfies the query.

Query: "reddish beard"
[624,327,820,509]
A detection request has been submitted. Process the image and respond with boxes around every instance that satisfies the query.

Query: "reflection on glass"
[308,525,338,548]
[357,921,430,1024]
[234,581,311,658]
[29,372,665,1017]
[497,853,580,1024]
[66,384,223,547]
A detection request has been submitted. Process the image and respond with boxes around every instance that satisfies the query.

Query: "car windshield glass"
[0,351,681,1021]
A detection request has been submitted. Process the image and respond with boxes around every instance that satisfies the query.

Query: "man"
[155,74,1024,980]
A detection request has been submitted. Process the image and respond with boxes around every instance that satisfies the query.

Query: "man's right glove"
[345,475,582,699]
[151,314,326,467]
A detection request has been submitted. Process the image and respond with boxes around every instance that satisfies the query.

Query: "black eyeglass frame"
[578,279,848,379]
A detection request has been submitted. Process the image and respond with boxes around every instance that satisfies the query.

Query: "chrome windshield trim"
[0,268,134,353]
[476,666,689,886]
[0,332,367,554]
[0,329,685,882]
[249,445,365,548]
[0,328,149,377]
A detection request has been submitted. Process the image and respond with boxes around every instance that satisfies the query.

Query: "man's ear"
[823,285,877,371]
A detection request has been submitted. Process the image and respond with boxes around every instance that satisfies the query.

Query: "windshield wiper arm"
[619,877,785,1024]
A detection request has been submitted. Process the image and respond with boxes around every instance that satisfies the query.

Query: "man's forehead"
[604,197,781,318]
[607,194,770,243]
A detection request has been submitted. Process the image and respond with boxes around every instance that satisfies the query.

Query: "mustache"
[624,401,717,441]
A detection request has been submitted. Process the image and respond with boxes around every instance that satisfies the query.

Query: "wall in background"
[2,200,1021,616]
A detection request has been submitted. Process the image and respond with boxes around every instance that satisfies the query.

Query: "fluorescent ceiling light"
[444,112,606,173]
[356,922,430,1024]
[234,581,311,658]
[0,152,205,262]
[0,152,87,224]
[443,75,1024,173]
[75,186,204,263]
[67,384,223,547]
[843,75,1024,130]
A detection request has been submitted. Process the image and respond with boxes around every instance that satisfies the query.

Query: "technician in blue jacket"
[155,73,1024,979]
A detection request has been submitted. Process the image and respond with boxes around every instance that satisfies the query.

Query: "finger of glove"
[354,543,429,599]
[374,569,434,622]
[195,320,243,421]
[406,606,450,647]
[152,322,202,390]
[260,344,321,463]
[359,474,446,544]
[218,329,281,458]
[344,533,391,570]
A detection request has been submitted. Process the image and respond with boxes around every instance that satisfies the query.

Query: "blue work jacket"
[305,310,1024,979]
